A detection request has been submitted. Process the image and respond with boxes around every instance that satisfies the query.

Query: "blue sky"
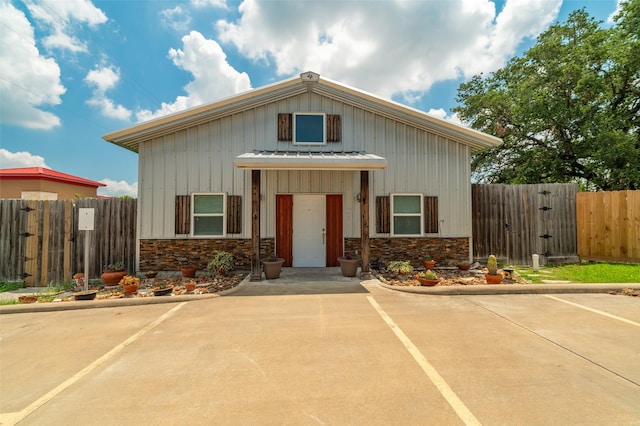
[0,0,621,197]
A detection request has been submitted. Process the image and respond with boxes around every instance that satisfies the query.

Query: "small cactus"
[487,255,498,275]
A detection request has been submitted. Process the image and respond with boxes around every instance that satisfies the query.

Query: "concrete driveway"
[1,279,639,425]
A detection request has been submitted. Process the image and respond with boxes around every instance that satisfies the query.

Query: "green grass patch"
[0,299,19,305]
[517,262,640,283]
[0,281,24,292]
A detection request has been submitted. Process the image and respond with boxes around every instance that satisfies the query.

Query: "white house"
[103,71,501,280]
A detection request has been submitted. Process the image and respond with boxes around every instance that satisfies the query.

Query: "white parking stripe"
[1,302,186,426]
[544,295,640,327]
[367,296,481,426]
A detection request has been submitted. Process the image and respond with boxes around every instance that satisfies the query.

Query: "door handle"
[322,228,325,245]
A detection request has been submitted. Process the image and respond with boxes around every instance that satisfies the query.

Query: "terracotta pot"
[457,263,471,271]
[338,257,360,277]
[415,275,440,286]
[185,282,197,292]
[423,260,436,270]
[101,270,127,286]
[485,273,503,284]
[123,283,139,295]
[262,259,284,279]
[181,266,197,278]
[145,272,158,279]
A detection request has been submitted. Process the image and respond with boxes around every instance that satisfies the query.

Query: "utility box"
[78,208,95,231]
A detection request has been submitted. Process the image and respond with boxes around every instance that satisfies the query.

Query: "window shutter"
[175,195,190,234]
[424,196,439,233]
[376,196,390,233]
[226,195,242,234]
[278,113,292,141]
[326,114,341,142]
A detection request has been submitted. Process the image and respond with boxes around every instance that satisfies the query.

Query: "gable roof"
[0,167,106,188]
[103,71,501,153]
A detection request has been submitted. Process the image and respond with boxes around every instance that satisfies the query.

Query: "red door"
[325,194,343,267]
[275,194,293,266]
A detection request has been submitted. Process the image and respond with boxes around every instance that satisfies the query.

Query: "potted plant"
[457,260,471,271]
[484,254,503,284]
[144,271,158,279]
[415,270,440,286]
[423,257,436,270]
[101,261,127,286]
[153,280,174,296]
[387,260,414,275]
[120,275,140,295]
[261,253,284,279]
[207,250,235,276]
[184,280,197,292]
[337,252,361,277]
[180,265,197,278]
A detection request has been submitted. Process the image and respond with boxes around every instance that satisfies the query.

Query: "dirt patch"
[375,268,523,287]
[609,288,640,297]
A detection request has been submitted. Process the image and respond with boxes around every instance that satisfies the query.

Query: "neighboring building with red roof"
[0,167,106,200]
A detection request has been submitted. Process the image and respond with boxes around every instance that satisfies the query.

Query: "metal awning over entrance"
[234,151,387,170]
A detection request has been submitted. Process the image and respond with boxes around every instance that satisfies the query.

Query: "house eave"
[234,151,388,171]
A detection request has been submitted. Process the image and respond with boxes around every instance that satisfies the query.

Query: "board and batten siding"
[137,91,472,239]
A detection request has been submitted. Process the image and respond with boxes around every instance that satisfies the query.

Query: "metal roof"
[103,71,502,154]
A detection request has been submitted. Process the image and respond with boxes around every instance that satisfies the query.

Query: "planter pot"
[101,270,127,286]
[74,290,97,301]
[123,283,139,295]
[338,257,361,277]
[457,263,471,271]
[145,272,158,279]
[18,295,38,304]
[185,282,197,292]
[423,260,436,270]
[181,266,197,278]
[262,258,284,279]
[153,286,174,296]
[485,273,503,284]
[415,275,440,286]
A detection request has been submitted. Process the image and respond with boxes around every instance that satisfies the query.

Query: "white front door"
[292,194,326,267]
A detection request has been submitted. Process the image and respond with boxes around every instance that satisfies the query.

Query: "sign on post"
[78,208,95,291]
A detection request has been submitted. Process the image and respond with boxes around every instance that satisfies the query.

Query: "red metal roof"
[0,167,106,188]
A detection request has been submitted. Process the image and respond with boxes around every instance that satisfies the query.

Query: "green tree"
[454,3,640,190]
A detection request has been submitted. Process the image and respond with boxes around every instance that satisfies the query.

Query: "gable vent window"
[278,113,341,143]
[294,113,325,145]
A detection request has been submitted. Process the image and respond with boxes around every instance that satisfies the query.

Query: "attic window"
[293,113,326,145]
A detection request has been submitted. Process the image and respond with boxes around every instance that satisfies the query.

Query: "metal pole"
[84,230,90,292]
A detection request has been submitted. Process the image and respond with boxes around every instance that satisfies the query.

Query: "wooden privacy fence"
[0,198,136,286]
[576,190,640,262]
[472,184,578,265]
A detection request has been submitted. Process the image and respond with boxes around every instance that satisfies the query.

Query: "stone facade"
[139,238,274,272]
[140,237,469,272]
[345,237,470,268]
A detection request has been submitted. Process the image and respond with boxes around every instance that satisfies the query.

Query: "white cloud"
[0,2,65,129]
[191,0,227,9]
[216,0,562,103]
[160,6,192,32]
[24,0,107,52]
[0,148,49,169]
[98,178,138,198]
[136,31,251,122]
[426,109,463,125]
[608,0,625,23]
[85,66,132,121]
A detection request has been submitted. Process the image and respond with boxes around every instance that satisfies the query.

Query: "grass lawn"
[516,262,640,284]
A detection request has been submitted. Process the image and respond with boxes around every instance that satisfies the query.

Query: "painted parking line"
[544,295,640,327]
[0,302,186,426]
[367,296,481,426]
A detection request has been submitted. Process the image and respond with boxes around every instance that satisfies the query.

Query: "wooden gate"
[0,198,136,286]
[472,184,578,265]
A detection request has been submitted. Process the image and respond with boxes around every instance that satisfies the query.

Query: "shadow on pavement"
[229,267,370,296]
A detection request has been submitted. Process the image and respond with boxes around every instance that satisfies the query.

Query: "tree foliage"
[454,2,640,190]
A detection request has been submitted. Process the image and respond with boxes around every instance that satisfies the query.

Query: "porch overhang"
[234,151,387,170]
